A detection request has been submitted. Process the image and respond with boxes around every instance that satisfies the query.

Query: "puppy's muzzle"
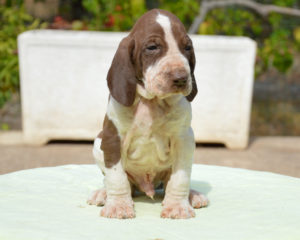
[170,69,188,88]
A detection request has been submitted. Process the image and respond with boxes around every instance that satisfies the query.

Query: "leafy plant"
[81,0,146,31]
[80,0,199,31]
[0,4,44,108]
[158,0,199,29]
[197,0,300,76]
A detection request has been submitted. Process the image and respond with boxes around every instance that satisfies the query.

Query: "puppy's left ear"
[186,48,198,102]
[107,36,137,106]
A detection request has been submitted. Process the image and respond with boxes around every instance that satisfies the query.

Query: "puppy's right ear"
[107,36,137,107]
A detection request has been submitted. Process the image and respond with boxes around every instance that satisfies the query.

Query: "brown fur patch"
[107,37,137,107]
[100,115,121,168]
[129,9,168,79]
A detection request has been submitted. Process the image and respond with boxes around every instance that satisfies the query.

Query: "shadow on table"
[133,180,211,204]
[190,180,212,195]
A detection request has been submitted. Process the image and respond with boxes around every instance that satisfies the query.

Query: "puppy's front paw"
[161,200,195,219]
[87,188,107,206]
[100,196,135,219]
[189,189,208,208]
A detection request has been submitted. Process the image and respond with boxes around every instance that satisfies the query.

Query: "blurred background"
[0,0,299,177]
[0,0,299,135]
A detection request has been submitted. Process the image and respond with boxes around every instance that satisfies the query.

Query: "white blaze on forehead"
[156,14,171,33]
[156,14,181,55]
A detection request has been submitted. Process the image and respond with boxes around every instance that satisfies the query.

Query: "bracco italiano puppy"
[87,9,208,219]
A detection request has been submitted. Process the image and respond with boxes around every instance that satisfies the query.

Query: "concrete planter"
[18,30,256,149]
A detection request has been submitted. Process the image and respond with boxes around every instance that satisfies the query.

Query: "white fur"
[156,14,180,56]
[156,14,171,33]
[164,127,195,199]
[104,161,132,197]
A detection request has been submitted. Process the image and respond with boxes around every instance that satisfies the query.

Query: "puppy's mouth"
[158,78,192,96]
[139,74,192,100]
[152,85,191,100]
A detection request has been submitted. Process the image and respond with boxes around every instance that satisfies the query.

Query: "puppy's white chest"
[123,99,173,172]
[106,96,192,197]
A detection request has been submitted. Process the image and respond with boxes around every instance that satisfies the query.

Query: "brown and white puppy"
[87,9,208,219]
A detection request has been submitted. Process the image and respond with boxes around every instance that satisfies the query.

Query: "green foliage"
[1,123,10,131]
[197,1,300,76]
[80,0,199,31]
[251,100,300,136]
[81,0,146,31]
[0,5,43,108]
[158,0,199,29]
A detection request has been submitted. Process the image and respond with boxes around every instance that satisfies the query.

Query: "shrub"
[0,4,43,108]
[81,0,146,31]
[197,0,300,76]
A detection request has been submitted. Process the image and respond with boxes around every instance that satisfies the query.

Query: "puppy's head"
[107,9,197,106]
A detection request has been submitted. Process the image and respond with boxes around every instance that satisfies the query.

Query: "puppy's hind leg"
[189,189,208,208]
[87,137,107,206]
[87,188,107,206]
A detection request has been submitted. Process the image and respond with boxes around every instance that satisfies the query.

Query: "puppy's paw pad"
[87,188,107,206]
[100,198,135,219]
[161,201,195,219]
[189,189,208,208]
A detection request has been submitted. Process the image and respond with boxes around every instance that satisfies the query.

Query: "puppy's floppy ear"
[186,73,197,102]
[107,36,137,106]
[186,48,198,102]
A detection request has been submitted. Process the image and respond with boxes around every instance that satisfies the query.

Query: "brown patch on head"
[100,115,121,168]
[106,9,169,105]
[141,9,198,101]
[129,9,169,80]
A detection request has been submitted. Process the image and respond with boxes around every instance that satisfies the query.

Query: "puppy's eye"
[184,45,192,51]
[146,45,158,51]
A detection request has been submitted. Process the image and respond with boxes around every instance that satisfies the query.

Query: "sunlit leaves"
[196,2,299,76]
[0,5,43,108]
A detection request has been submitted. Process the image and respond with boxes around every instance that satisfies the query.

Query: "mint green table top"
[0,164,299,240]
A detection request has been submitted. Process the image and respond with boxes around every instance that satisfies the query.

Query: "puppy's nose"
[172,70,188,87]
[173,77,187,87]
